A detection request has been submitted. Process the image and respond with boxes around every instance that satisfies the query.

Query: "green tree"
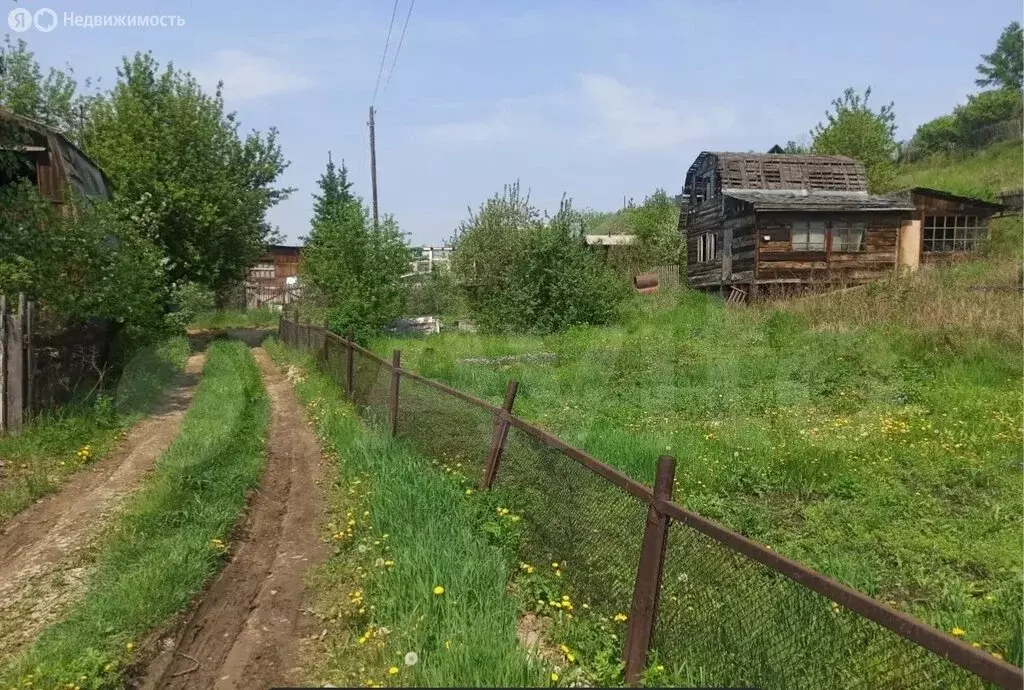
[811,87,898,191]
[299,156,409,341]
[975,21,1023,90]
[450,183,627,334]
[0,35,94,140]
[81,52,294,298]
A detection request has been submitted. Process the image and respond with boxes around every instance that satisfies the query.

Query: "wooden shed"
[245,245,302,308]
[679,152,915,299]
[0,106,112,209]
[887,188,1003,268]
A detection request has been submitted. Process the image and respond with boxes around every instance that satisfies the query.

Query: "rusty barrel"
[633,272,659,293]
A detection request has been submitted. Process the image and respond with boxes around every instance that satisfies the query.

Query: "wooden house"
[244,245,302,309]
[679,152,916,299]
[887,187,1003,268]
[0,107,112,210]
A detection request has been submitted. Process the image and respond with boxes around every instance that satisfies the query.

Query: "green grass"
[367,265,1023,671]
[891,140,1023,201]
[0,340,269,690]
[0,336,190,524]
[265,339,545,688]
[190,307,280,331]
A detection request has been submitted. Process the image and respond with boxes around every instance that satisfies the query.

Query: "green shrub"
[451,182,629,334]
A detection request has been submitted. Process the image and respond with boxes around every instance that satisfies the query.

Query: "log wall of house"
[755,212,901,285]
[685,198,724,288]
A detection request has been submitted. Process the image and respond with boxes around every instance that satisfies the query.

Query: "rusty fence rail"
[278,317,1022,689]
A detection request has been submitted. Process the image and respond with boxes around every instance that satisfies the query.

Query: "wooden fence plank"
[5,295,25,433]
[0,294,6,434]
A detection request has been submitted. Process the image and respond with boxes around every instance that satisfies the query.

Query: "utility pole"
[368,105,379,229]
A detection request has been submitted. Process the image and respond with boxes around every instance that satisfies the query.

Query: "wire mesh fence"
[278,318,1022,690]
[655,521,984,689]
[493,424,648,617]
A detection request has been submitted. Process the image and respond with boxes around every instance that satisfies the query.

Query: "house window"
[250,261,275,280]
[695,232,717,263]
[792,220,827,251]
[832,221,867,252]
[923,215,988,252]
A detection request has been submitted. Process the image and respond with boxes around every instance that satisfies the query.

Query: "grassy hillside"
[892,140,1023,201]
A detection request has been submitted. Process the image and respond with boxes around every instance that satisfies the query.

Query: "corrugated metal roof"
[723,188,916,212]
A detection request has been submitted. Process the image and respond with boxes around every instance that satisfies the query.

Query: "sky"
[12,0,1023,245]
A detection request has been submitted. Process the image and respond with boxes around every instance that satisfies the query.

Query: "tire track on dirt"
[138,347,329,690]
[0,353,206,660]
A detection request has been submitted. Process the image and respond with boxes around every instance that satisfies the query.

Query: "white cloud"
[577,74,735,152]
[193,50,316,102]
[419,114,514,145]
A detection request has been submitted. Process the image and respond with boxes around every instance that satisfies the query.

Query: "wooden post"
[24,300,32,421]
[5,295,25,434]
[320,321,330,365]
[623,455,676,686]
[480,379,519,490]
[345,328,355,399]
[0,294,6,435]
[388,349,401,437]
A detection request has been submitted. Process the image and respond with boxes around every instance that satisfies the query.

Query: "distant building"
[679,151,916,300]
[245,245,302,309]
[409,245,453,274]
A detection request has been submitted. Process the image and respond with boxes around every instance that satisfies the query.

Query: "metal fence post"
[388,349,401,437]
[480,379,519,490]
[345,328,355,399]
[623,455,676,686]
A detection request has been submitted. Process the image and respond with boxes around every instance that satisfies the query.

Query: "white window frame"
[923,215,988,253]
[695,233,717,263]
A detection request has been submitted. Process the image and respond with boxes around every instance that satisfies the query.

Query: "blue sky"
[14,0,1022,244]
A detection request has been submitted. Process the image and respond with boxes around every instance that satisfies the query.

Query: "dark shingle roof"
[723,189,916,213]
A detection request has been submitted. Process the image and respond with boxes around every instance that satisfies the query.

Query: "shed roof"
[890,187,1004,211]
[0,106,112,200]
[684,151,868,194]
[723,188,916,213]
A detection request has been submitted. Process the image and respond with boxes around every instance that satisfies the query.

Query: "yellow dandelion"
[951,627,966,638]
[433,585,445,596]
[125,642,134,651]
[550,672,559,682]
[613,613,628,622]
[388,667,399,675]
[992,652,1004,660]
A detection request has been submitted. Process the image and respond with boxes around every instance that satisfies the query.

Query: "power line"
[382,0,415,95]
[371,0,401,106]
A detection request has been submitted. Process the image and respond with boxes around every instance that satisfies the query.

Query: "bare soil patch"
[0,353,206,660]
[136,347,329,690]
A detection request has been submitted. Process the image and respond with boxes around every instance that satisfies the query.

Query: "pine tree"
[311,151,354,222]
[300,154,409,341]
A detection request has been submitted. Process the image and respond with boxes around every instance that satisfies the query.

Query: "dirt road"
[0,353,207,660]
[138,347,329,690]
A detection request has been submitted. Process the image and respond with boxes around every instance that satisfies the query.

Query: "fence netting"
[493,425,648,617]
[654,521,984,689]
[395,376,496,483]
[276,321,1013,690]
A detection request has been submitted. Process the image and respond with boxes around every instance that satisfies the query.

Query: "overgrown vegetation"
[299,155,410,342]
[370,253,1023,665]
[0,340,268,690]
[0,336,190,524]
[189,307,280,331]
[810,87,898,191]
[449,182,628,334]
[264,340,545,688]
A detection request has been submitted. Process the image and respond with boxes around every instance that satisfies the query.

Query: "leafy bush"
[0,182,167,344]
[164,282,216,332]
[811,87,898,192]
[450,183,628,334]
[910,89,1022,156]
[405,266,465,318]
